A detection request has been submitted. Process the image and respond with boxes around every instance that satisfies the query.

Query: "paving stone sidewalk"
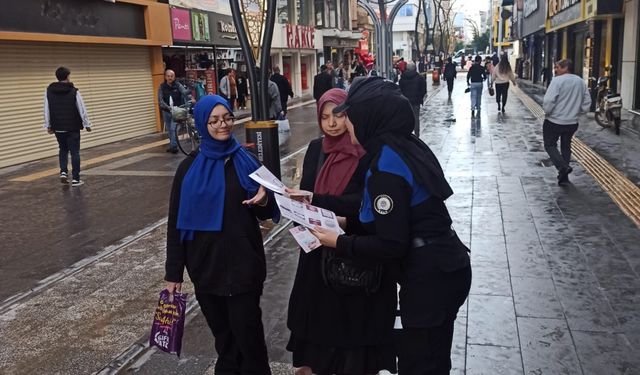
[423,76,640,374]
[129,77,639,374]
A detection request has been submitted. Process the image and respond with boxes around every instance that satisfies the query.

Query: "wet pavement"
[1,77,639,374]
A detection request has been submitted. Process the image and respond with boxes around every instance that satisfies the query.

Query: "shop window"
[315,0,338,28]
[315,0,324,27]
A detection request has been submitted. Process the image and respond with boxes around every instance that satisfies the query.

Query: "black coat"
[287,138,397,347]
[270,73,293,104]
[165,154,276,295]
[313,72,334,101]
[399,70,427,105]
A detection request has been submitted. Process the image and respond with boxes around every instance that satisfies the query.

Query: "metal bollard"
[245,120,281,179]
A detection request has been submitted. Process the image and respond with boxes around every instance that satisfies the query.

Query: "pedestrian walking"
[164,94,279,374]
[44,66,92,187]
[466,55,486,118]
[237,73,248,110]
[218,69,232,105]
[444,57,457,99]
[312,77,471,375]
[257,68,283,120]
[284,88,396,375]
[158,69,194,153]
[270,66,294,115]
[542,59,591,185]
[313,65,334,102]
[491,55,517,113]
[229,69,238,110]
[399,62,427,137]
[195,75,207,100]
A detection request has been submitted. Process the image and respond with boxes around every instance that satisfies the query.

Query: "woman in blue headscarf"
[164,95,279,374]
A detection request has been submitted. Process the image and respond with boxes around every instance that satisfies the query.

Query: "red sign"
[171,8,192,41]
[205,69,217,94]
[286,24,315,49]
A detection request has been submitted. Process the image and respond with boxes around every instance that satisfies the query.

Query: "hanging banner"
[171,7,192,41]
[191,11,211,42]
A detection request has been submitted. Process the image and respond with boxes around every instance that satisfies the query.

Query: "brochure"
[289,226,322,253]
[249,166,286,195]
[274,194,344,234]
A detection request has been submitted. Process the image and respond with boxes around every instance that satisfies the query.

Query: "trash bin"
[432,68,441,85]
[245,120,281,179]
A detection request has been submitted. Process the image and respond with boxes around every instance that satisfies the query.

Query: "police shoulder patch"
[374,194,394,215]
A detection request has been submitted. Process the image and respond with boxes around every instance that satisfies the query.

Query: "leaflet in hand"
[249,166,286,194]
[289,226,322,252]
[274,194,344,234]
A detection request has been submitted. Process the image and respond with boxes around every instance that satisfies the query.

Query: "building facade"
[620,0,639,110]
[0,0,171,168]
[521,0,548,83]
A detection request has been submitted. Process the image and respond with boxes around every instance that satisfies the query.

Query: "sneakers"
[71,179,84,187]
[557,167,573,185]
[60,172,68,184]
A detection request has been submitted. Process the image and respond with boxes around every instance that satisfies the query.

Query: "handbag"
[464,86,470,93]
[321,248,383,296]
[488,85,495,96]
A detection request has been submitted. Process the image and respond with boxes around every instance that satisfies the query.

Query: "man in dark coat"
[399,62,427,137]
[270,66,294,115]
[313,65,334,102]
[44,66,92,186]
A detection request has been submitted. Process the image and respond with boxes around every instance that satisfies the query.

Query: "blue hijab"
[177,95,266,241]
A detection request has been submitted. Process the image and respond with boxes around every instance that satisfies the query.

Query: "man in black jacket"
[399,62,427,136]
[270,66,294,115]
[313,65,334,102]
[157,69,194,153]
[44,67,92,187]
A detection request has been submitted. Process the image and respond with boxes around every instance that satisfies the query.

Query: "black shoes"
[497,103,501,111]
[502,106,506,113]
[558,166,573,185]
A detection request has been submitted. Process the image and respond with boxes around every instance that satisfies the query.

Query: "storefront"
[522,0,547,83]
[0,0,171,168]
[546,0,625,86]
[270,24,323,98]
[163,7,243,98]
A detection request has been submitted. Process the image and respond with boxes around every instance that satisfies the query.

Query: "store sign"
[191,11,211,42]
[286,24,315,49]
[209,12,240,46]
[548,0,580,18]
[524,0,538,17]
[549,0,582,28]
[169,0,230,14]
[171,8,192,41]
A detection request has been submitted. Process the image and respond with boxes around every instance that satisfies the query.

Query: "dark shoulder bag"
[315,148,384,296]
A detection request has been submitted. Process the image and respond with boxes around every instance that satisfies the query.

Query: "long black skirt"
[287,335,397,375]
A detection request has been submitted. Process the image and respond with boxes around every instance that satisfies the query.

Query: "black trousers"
[543,120,578,171]
[196,291,272,375]
[446,78,454,93]
[495,82,509,107]
[395,317,457,375]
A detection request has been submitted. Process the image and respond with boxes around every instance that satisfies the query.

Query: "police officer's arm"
[335,172,412,260]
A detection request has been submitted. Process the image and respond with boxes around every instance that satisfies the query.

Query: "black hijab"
[339,77,453,200]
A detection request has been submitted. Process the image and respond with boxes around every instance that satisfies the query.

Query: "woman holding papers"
[164,95,279,374]
[311,77,472,375]
[286,88,398,375]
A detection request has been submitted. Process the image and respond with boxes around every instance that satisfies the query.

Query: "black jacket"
[399,70,427,106]
[335,152,471,328]
[313,72,334,101]
[165,154,276,295]
[287,138,397,347]
[467,63,487,84]
[444,62,457,79]
[47,82,83,131]
[270,73,293,104]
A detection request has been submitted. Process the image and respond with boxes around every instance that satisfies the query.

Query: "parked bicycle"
[590,66,623,135]
[171,102,200,155]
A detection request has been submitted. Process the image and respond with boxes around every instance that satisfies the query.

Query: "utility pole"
[497,3,503,55]
[489,0,493,54]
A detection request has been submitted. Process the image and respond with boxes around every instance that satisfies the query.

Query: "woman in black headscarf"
[312,77,472,375]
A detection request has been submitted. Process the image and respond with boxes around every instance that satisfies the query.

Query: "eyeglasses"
[207,115,235,128]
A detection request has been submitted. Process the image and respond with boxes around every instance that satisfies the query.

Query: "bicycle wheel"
[175,121,199,155]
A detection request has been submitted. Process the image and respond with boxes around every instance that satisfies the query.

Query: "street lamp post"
[357,0,408,79]
[229,0,281,177]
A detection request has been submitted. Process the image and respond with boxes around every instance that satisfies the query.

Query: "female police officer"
[312,77,472,374]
